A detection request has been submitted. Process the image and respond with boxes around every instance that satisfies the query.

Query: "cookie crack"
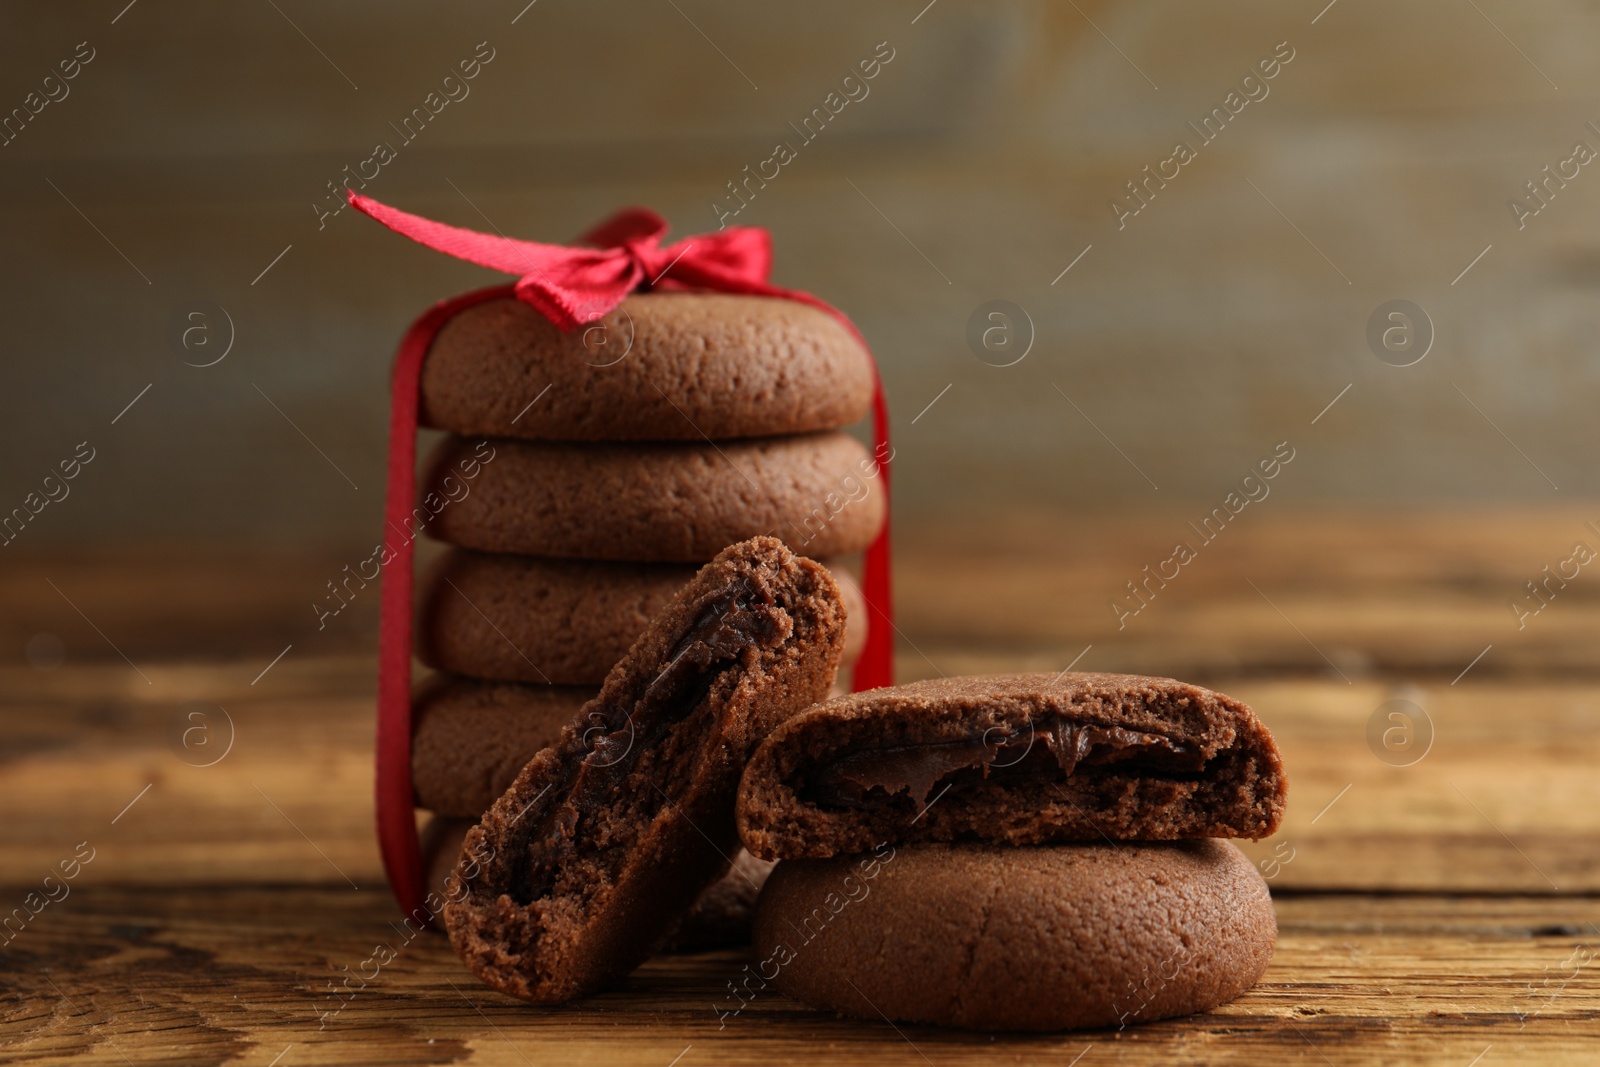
[949,876,1006,1022]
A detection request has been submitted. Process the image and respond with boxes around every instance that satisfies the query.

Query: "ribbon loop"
[578,207,670,253]
[350,192,793,324]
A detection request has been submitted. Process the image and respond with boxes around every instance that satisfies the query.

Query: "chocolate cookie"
[418,549,866,685]
[421,432,886,562]
[412,676,597,817]
[751,840,1275,1031]
[662,849,777,952]
[444,537,845,1003]
[737,673,1287,860]
[421,293,874,441]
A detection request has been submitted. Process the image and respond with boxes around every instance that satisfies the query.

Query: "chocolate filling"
[809,717,1207,813]
[503,580,788,905]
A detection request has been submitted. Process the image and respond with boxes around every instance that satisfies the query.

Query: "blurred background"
[6,0,1600,674]
[4,8,1600,1050]
[4,0,1596,542]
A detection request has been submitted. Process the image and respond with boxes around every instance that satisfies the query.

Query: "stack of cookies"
[406,292,886,936]
[437,534,1289,1031]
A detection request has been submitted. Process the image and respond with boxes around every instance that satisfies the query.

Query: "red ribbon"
[350,192,894,918]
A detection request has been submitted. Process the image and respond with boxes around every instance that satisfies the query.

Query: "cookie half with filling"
[424,816,773,952]
[444,536,844,1002]
[737,673,1286,860]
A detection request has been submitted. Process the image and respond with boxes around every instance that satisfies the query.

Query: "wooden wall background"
[1,0,1597,548]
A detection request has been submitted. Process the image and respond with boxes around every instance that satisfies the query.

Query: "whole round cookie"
[417,549,867,685]
[422,432,887,562]
[412,675,596,817]
[752,840,1276,1031]
[420,293,874,441]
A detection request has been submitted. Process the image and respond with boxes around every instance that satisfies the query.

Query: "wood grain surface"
[4,890,1597,1066]
[4,511,1600,1063]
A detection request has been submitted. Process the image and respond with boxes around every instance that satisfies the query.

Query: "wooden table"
[4,510,1599,1064]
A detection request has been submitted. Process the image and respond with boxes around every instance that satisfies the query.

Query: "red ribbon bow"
[349,192,894,920]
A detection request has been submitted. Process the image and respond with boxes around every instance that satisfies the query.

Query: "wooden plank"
[0,657,386,889]
[0,545,406,661]
[3,659,1597,893]
[1,888,1596,1065]
[1230,678,1600,893]
[8,508,1600,675]
[893,508,1600,682]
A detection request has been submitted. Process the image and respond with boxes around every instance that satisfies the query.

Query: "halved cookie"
[423,816,773,952]
[444,537,845,1002]
[737,673,1287,860]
